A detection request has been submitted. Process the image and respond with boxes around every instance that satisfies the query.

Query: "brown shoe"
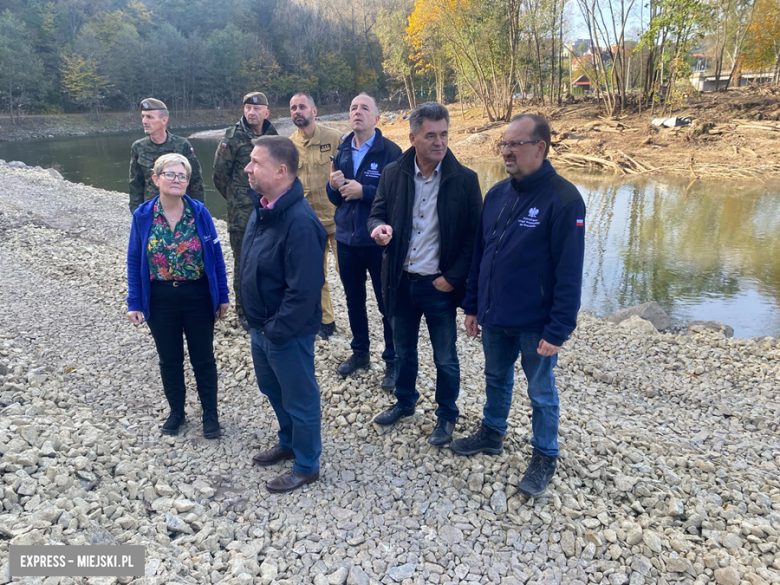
[252,445,294,466]
[266,470,320,493]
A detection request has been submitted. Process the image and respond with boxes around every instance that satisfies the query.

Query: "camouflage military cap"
[140,98,167,111]
[243,92,269,106]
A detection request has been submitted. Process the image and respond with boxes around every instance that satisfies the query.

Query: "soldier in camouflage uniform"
[129,98,205,213]
[212,92,279,328]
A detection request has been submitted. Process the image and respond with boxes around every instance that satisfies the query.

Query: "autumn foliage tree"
[60,53,112,117]
[406,0,521,120]
[741,0,780,82]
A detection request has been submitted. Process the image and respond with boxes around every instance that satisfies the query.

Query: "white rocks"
[328,566,348,585]
[614,474,637,492]
[259,559,278,584]
[113,461,134,475]
[618,314,658,333]
[688,320,734,337]
[714,566,741,585]
[386,564,416,581]
[39,440,56,457]
[560,530,576,557]
[666,557,693,573]
[347,565,369,585]
[1,167,779,585]
[642,530,663,553]
[607,301,671,330]
[438,525,464,545]
[490,490,507,514]
[165,513,192,534]
[723,533,743,550]
[626,527,644,546]
[155,481,175,496]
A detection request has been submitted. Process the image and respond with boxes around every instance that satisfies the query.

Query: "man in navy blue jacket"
[451,114,586,498]
[326,94,402,389]
[241,135,327,493]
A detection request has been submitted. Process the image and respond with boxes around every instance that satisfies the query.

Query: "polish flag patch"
[576,219,584,226]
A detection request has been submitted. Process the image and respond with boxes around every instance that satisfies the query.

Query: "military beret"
[243,92,269,106]
[140,98,167,111]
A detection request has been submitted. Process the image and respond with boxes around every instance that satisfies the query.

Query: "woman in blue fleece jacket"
[126,153,229,439]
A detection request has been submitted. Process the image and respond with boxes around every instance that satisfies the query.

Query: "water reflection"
[1,134,779,337]
[464,162,780,337]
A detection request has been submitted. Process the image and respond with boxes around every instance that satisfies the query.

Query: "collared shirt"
[351,130,376,176]
[404,159,442,275]
[147,198,204,280]
[260,188,290,210]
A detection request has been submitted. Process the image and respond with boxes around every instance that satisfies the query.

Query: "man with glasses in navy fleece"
[450,114,586,498]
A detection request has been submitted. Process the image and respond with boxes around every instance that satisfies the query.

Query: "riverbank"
[380,88,780,181]
[5,89,780,182]
[0,104,348,142]
[1,166,779,585]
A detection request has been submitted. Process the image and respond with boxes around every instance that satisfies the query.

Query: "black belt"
[403,271,441,282]
[152,278,207,288]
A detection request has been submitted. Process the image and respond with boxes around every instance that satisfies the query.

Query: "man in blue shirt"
[451,114,586,497]
[327,94,402,389]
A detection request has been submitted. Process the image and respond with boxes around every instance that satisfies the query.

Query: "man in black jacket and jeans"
[241,135,327,493]
[367,102,482,446]
[327,93,402,389]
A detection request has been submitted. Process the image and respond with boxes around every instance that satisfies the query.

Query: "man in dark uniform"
[129,98,205,212]
[213,92,279,329]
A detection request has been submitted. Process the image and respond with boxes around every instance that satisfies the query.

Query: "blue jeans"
[249,330,321,475]
[392,275,460,423]
[481,326,560,457]
[337,242,395,361]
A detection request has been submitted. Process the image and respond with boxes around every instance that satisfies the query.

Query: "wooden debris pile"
[705,118,780,135]
[549,148,780,179]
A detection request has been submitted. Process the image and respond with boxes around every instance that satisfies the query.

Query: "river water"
[2,128,779,338]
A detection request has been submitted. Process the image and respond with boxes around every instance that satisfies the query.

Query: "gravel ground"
[0,164,779,585]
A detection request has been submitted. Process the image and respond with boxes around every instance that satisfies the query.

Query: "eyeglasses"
[497,140,542,151]
[159,172,190,182]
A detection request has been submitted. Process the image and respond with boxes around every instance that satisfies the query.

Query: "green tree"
[0,10,46,123]
[375,5,418,108]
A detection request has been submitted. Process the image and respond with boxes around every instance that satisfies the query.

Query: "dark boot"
[381,360,397,391]
[161,382,186,436]
[518,450,557,497]
[450,423,504,456]
[161,410,185,436]
[337,352,370,377]
[428,418,455,446]
[317,321,336,341]
[193,361,219,438]
[202,410,220,439]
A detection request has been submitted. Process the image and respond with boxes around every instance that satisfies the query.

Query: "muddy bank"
[380,89,780,181]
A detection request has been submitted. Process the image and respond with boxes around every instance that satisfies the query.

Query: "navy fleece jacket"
[325,128,402,247]
[462,160,586,346]
[239,178,327,344]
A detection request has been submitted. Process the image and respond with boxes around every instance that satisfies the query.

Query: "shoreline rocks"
[0,165,778,585]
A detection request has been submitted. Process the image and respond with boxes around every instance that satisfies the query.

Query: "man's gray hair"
[510,113,551,158]
[251,135,299,177]
[409,102,449,134]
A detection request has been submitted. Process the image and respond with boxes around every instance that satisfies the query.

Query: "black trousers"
[146,279,218,414]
